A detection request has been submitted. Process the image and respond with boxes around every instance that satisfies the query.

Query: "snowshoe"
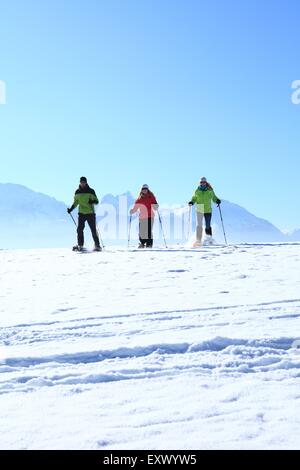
[202,236,215,246]
[72,245,84,252]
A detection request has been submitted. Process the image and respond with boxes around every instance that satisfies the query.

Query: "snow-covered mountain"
[0,183,298,248]
[286,228,300,242]
[208,200,287,243]
[0,183,73,248]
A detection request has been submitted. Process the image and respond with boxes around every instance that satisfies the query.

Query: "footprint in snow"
[167,269,188,273]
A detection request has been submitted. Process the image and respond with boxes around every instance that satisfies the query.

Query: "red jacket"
[132,192,158,220]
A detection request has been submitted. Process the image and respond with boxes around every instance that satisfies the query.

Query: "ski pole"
[187,205,192,240]
[158,210,168,248]
[69,212,77,228]
[218,205,228,245]
[128,215,132,249]
[96,224,105,250]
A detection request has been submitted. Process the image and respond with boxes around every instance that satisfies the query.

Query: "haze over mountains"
[0,183,299,248]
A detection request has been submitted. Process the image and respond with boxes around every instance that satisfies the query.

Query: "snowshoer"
[67,176,102,251]
[129,184,159,248]
[188,177,221,245]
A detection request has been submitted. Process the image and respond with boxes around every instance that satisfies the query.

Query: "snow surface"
[1,243,300,449]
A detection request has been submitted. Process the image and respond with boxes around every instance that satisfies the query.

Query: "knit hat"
[80,176,87,183]
[200,177,207,183]
[142,184,149,190]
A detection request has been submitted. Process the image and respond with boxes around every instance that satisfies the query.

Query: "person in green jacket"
[67,176,101,251]
[189,177,221,244]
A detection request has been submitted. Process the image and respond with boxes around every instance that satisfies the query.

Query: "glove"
[188,201,194,206]
[216,199,221,206]
[129,209,135,215]
[67,207,72,214]
[153,204,159,211]
[88,199,94,205]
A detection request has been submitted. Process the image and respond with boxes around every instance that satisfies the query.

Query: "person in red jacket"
[130,184,159,248]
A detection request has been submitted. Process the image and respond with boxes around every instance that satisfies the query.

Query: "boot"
[73,245,84,251]
[204,227,214,245]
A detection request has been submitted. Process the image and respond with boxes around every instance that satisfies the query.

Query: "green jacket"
[71,185,99,215]
[191,187,219,214]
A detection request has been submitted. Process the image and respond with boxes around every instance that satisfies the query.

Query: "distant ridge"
[0,183,298,248]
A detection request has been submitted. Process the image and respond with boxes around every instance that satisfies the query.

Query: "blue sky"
[0,0,299,229]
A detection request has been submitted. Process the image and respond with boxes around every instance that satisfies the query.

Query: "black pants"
[77,213,100,247]
[196,212,212,241]
[139,218,154,247]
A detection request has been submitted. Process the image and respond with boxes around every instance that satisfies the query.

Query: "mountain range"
[0,183,299,248]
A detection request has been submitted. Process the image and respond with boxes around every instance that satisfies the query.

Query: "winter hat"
[80,176,87,183]
[142,184,149,190]
[200,177,207,183]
